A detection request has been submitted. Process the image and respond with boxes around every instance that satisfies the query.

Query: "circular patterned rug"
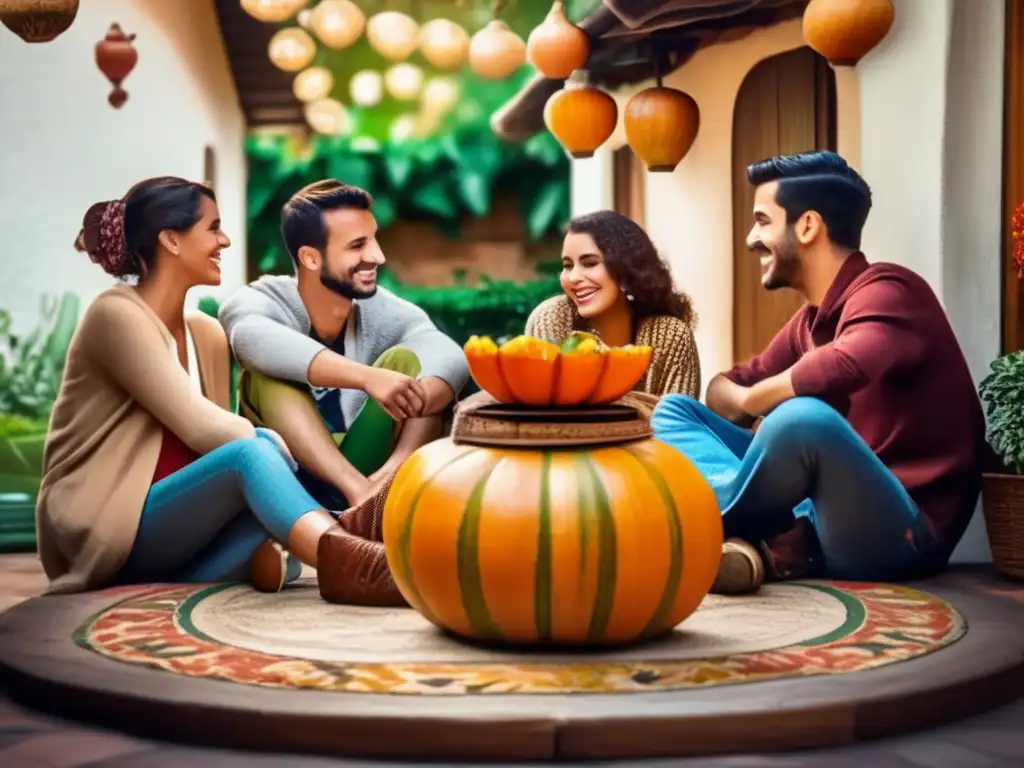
[74,580,965,696]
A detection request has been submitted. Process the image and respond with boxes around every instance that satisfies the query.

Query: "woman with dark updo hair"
[37,176,337,594]
[526,210,701,398]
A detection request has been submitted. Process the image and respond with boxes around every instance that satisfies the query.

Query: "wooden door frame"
[612,146,646,227]
[1002,0,1024,353]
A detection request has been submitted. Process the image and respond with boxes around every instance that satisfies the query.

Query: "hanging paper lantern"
[366,11,419,61]
[624,85,700,172]
[293,66,334,102]
[0,0,79,43]
[308,0,364,50]
[95,23,138,109]
[421,76,460,115]
[349,69,383,107]
[469,19,526,80]
[384,63,423,101]
[305,97,349,136]
[527,1,589,80]
[240,0,307,24]
[268,26,316,72]
[543,75,617,159]
[802,0,895,66]
[418,18,470,70]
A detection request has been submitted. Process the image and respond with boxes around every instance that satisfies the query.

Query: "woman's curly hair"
[567,210,696,327]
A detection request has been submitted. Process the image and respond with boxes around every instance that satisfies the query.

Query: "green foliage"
[377,269,560,346]
[0,293,80,429]
[247,128,570,275]
[979,350,1024,473]
[197,298,242,413]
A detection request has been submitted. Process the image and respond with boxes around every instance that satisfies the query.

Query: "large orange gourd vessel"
[381,346,724,645]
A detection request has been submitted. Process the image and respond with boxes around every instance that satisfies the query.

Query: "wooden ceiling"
[214,0,304,126]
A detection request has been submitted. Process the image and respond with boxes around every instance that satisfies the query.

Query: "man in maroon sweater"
[651,150,986,594]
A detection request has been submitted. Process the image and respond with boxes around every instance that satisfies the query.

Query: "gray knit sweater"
[219,275,469,427]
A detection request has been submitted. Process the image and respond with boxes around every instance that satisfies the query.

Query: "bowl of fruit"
[463,332,654,407]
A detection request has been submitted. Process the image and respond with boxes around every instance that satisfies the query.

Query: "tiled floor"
[0,552,1023,767]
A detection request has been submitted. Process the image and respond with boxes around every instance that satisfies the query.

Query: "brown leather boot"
[317,472,408,607]
[710,518,820,595]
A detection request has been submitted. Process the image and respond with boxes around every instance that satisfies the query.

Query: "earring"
[621,285,634,301]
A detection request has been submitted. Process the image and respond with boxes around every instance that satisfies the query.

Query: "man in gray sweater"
[219,180,468,557]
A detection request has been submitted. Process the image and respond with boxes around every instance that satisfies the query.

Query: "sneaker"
[710,538,765,595]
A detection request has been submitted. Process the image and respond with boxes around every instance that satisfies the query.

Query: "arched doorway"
[731,46,837,365]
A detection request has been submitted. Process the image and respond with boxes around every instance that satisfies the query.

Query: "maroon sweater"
[724,252,986,548]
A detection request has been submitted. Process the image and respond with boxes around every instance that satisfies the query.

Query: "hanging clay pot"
[95,23,138,109]
[624,84,700,172]
[802,0,895,66]
[0,0,79,43]
[527,1,590,80]
[469,19,526,80]
[543,74,617,159]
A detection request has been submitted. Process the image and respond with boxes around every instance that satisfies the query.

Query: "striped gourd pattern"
[382,437,723,645]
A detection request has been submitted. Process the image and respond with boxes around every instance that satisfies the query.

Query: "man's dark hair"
[746,150,872,251]
[280,179,372,264]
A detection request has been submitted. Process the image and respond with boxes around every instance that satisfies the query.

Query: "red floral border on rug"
[72,582,966,695]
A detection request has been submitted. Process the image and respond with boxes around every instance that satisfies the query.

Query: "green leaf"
[372,195,397,229]
[525,178,569,240]
[412,177,457,219]
[457,171,490,217]
[326,153,374,190]
[384,149,415,188]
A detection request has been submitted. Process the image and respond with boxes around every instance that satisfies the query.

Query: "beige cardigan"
[525,295,702,399]
[36,286,254,593]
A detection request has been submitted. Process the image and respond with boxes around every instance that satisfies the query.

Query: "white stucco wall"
[0,0,247,333]
[569,0,1006,563]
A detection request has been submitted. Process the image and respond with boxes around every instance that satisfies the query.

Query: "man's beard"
[320,263,378,300]
[755,228,800,291]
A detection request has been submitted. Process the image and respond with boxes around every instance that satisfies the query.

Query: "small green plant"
[980,349,1024,473]
[0,293,80,433]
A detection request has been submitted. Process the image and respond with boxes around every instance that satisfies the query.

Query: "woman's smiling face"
[560,231,621,319]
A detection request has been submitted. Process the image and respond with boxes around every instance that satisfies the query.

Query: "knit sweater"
[218,275,470,427]
[525,295,701,399]
[36,286,254,594]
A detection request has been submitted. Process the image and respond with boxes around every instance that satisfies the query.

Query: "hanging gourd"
[469,19,526,80]
[95,23,138,109]
[419,18,470,71]
[526,1,590,80]
[0,0,79,43]
[624,73,700,173]
[802,0,895,66]
[543,72,617,159]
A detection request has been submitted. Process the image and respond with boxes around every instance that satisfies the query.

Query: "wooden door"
[1002,0,1024,353]
[613,145,646,227]
[731,46,837,365]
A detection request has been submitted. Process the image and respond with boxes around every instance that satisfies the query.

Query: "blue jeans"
[116,430,317,584]
[651,396,941,581]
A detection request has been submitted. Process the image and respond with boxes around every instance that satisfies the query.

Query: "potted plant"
[0,292,79,552]
[979,199,1024,580]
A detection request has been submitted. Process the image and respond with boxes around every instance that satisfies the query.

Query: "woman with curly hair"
[526,210,701,398]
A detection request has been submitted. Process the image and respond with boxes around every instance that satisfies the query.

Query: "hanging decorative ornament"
[350,69,383,107]
[527,1,589,80]
[305,97,350,136]
[384,62,423,101]
[308,0,364,50]
[0,0,79,43]
[802,0,895,66]
[469,19,526,80]
[366,10,419,61]
[418,18,470,70]
[94,23,138,109]
[293,66,334,102]
[296,8,312,27]
[543,72,617,159]
[624,74,700,172]
[240,0,308,24]
[268,26,316,72]
[421,76,460,115]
